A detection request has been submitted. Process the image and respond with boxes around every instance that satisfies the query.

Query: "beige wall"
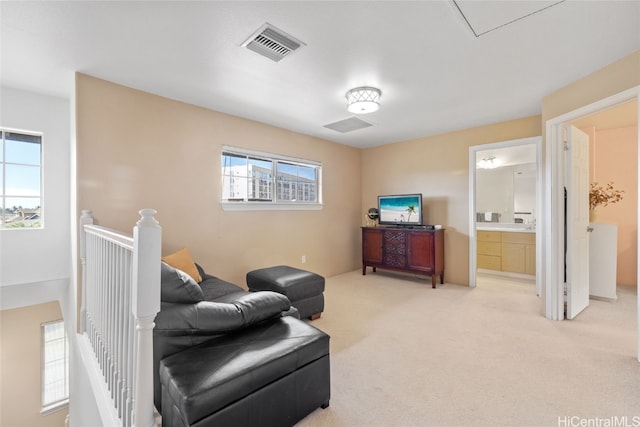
[74,50,639,289]
[588,125,638,286]
[76,74,362,286]
[0,302,67,427]
[542,50,640,124]
[361,116,542,286]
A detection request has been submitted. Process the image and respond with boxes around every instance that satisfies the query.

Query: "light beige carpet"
[298,270,639,427]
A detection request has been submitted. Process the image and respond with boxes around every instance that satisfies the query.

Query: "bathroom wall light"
[345,86,381,114]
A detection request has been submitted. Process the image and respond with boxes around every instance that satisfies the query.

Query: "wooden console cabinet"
[362,227,445,288]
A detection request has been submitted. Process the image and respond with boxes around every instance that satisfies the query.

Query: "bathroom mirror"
[475,144,537,225]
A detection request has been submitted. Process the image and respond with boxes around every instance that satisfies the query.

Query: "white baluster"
[125,261,134,427]
[115,246,125,416]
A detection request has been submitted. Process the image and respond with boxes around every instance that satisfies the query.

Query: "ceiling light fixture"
[345,86,381,114]
[478,156,499,169]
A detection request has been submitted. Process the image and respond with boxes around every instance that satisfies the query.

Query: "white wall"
[0,87,71,287]
[0,86,76,424]
[0,87,102,427]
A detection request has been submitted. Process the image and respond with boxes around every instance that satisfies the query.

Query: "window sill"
[221,202,323,212]
[0,226,44,231]
[41,399,68,416]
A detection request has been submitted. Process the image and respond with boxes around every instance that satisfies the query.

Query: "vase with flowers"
[589,181,624,222]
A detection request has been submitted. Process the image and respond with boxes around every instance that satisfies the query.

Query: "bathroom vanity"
[476,226,535,276]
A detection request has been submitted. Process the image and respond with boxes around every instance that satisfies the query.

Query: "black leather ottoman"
[160,316,330,427]
[247,265,325,320]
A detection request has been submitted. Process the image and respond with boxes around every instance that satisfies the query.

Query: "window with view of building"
[221,147,321,209]
[1,129,43,229]
[41,320,69,413]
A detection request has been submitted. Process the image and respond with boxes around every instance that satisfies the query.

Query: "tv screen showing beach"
[378,194,422,224]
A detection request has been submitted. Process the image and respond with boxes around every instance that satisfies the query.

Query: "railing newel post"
[131,209,161,427]
[79,210,94,333]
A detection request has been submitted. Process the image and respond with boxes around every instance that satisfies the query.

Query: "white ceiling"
[1,1,639,149]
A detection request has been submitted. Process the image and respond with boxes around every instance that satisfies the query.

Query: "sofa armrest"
[155,291,291,335]
[230,291,291,325]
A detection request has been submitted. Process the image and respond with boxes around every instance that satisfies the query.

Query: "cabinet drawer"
[477,231,501,242]
[477,241,501,256]
[501,232,535,245]
[478,255,501,270]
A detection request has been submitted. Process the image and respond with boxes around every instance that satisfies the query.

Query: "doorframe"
[544,86,640,360]
[468,136,542,292]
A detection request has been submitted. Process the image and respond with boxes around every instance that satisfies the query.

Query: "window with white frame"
[41,320,69,413]
[221,147,322,210]
[1,129,43,229]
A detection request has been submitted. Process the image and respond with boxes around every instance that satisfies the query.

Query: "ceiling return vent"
[324,117,373,133]
[242,23,305,62]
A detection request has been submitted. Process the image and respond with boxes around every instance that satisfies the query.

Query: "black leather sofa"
[153,262,330,426]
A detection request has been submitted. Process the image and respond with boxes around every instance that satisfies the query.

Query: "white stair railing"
[79,209,161,427]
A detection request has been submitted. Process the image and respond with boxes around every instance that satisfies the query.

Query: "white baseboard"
[477,269,535,281]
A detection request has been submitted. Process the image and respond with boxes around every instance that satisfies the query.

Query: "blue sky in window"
[2,138,41,209]
[222,153,245,167]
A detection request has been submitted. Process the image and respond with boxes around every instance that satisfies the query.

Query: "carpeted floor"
[298,270,639,427]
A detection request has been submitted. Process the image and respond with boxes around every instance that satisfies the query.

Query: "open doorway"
[544,86,639,361]
[574,101,637,302]
[468,136,542,295]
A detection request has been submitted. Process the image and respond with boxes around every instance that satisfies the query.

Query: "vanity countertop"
[476,224,535,233]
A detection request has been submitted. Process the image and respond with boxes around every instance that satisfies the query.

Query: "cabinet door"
[501,243,526,273]
[407,231,434,271]
[362,229,383,264]
[525,244,536,275]
[383,230,407,267]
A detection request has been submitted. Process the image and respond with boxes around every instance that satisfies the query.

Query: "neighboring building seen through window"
[42,320,69,413]
[1,129,43,228]
[222,147,321,205]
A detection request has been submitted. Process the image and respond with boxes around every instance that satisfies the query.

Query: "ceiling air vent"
[242,23,305,62]
[324,117,373,133]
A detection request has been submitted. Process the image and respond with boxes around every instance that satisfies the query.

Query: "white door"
[566,125,590,319]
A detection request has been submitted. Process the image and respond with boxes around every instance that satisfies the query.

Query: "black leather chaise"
[153,262,330,426]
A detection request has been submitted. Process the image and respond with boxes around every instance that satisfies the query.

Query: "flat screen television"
[377,193,423,226]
